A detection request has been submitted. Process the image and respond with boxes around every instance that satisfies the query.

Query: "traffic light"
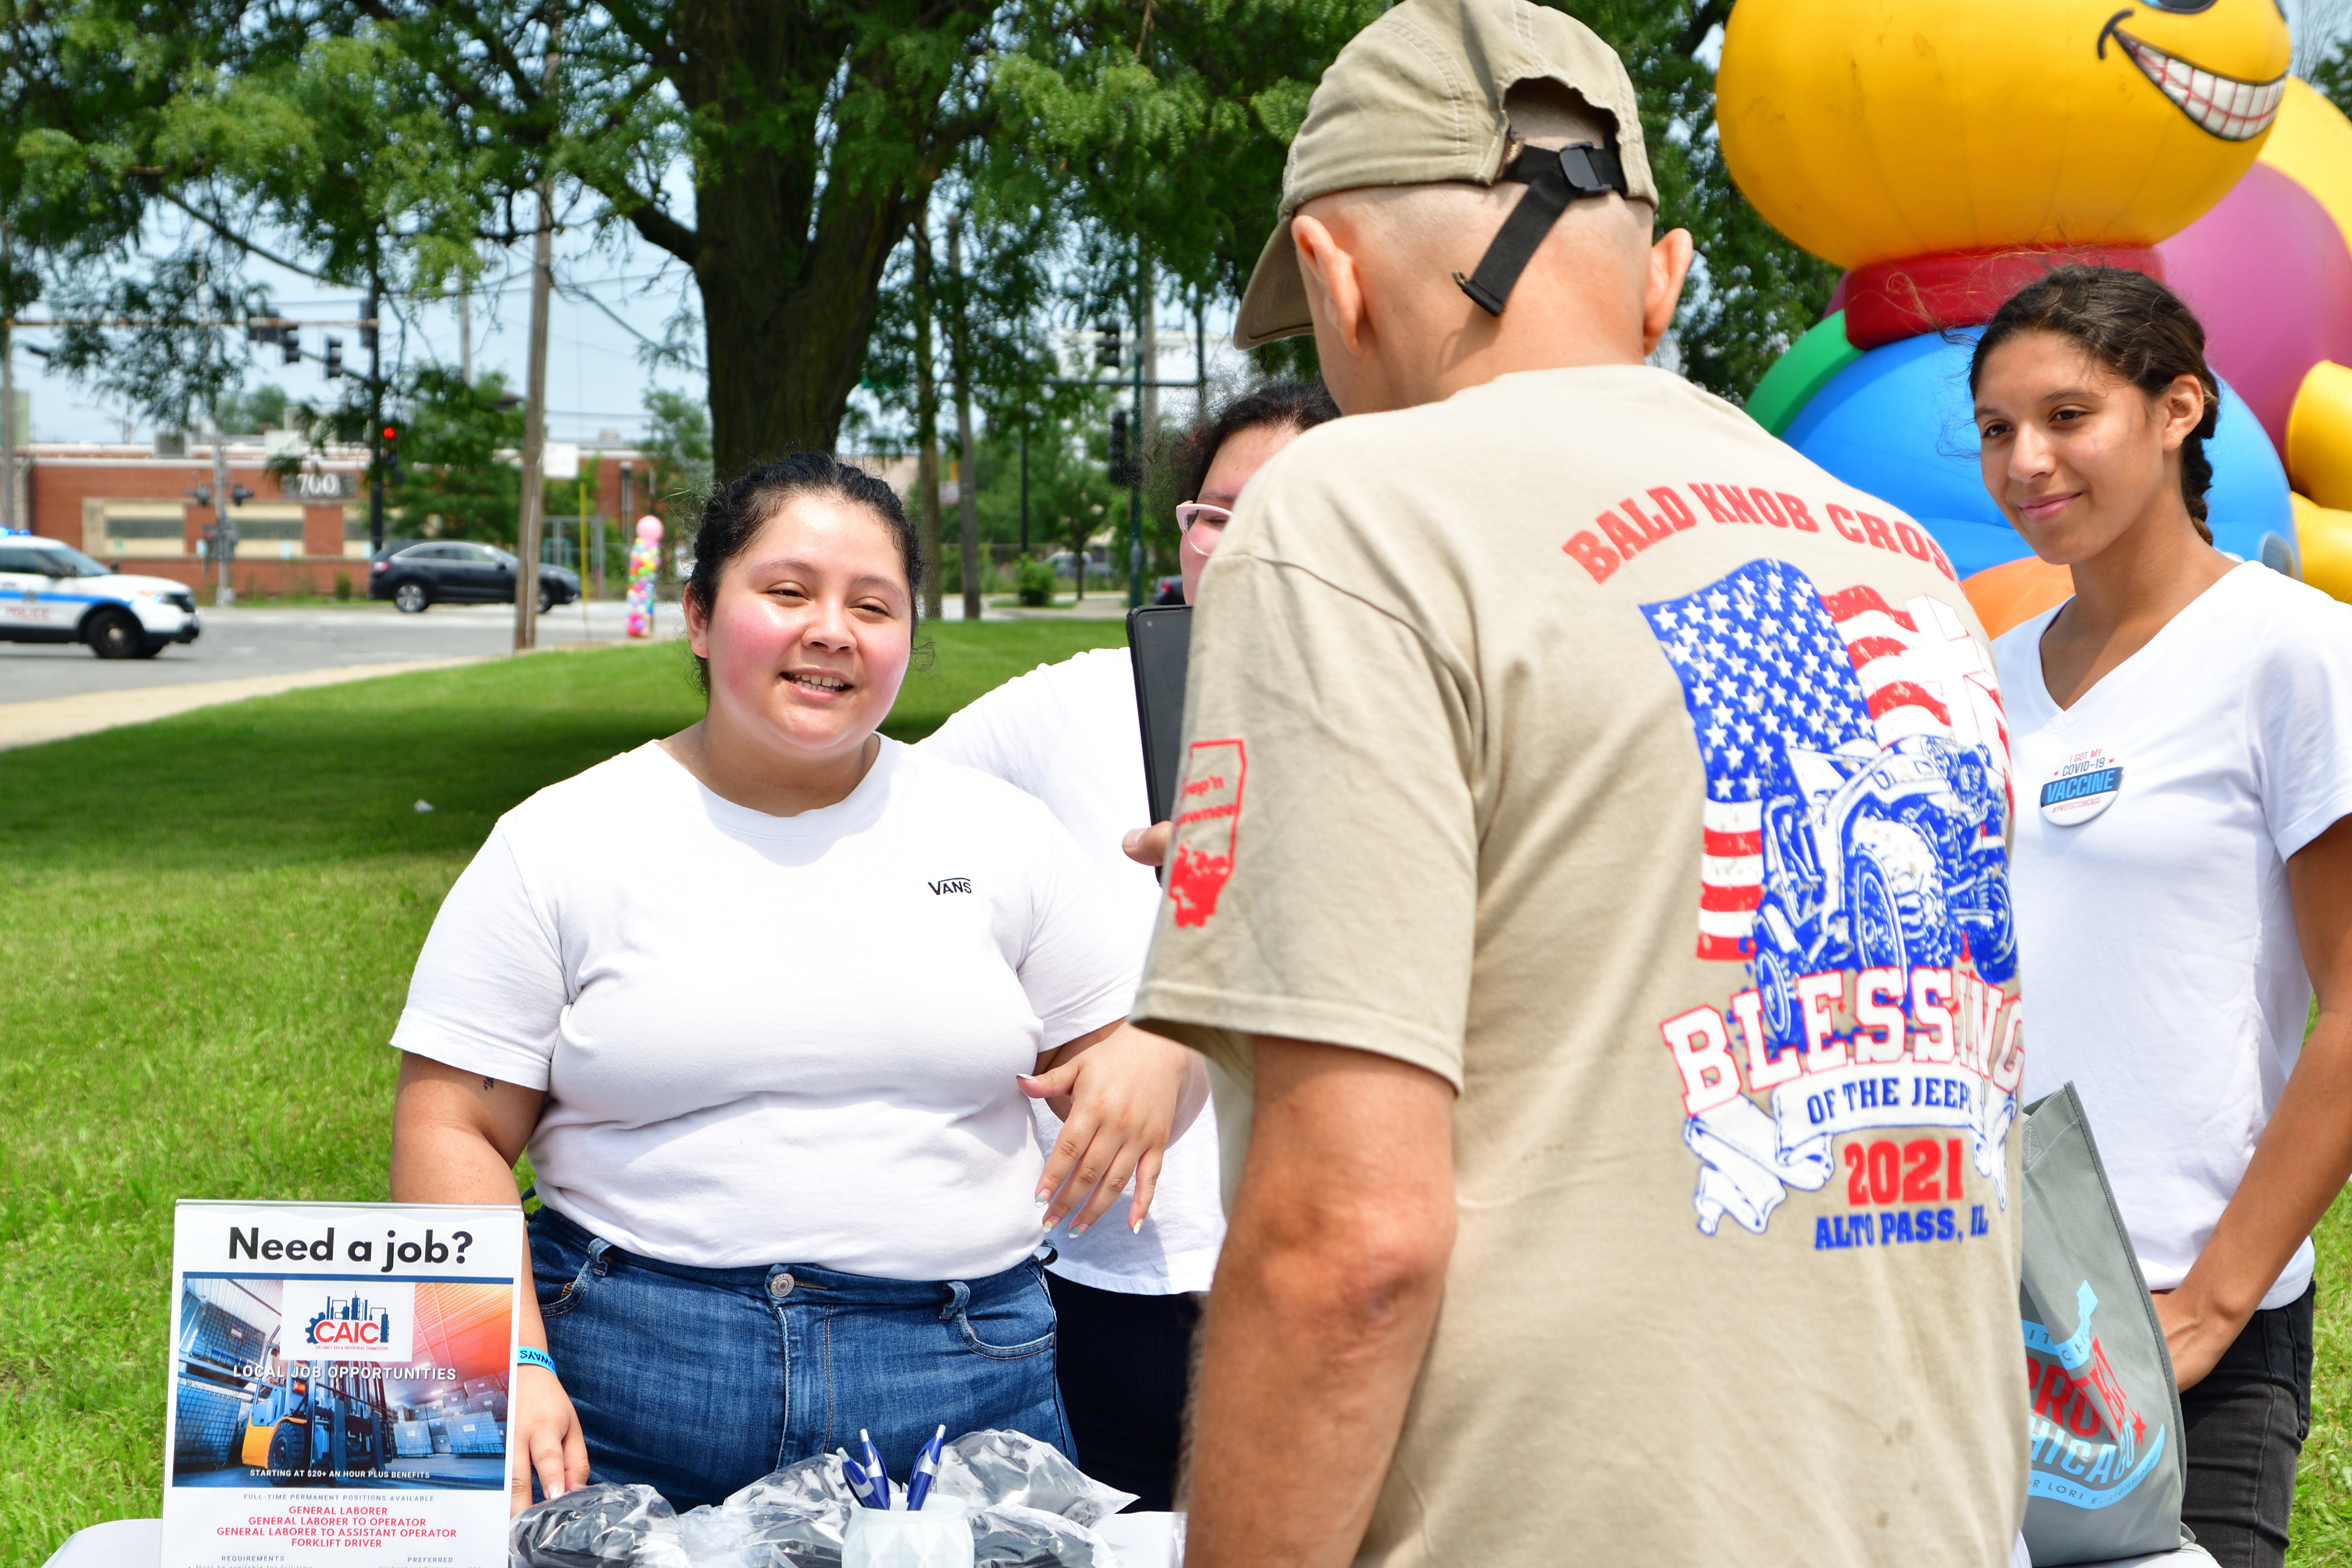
[361,313,378,354]
[186,482,213,506]
[381,422,402,484]
[1108,410,1137,488]
[229,483,254,506]
[247,321,277,347]
[324,336,343,378]
[1096,322,1122,370]
[282,330,301,366]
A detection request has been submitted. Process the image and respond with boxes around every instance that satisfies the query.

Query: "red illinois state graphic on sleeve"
[1639,559,2022,1246]
[1168,739,1247,928]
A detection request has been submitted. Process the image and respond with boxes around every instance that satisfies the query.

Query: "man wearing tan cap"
[1131,0,2028,1563]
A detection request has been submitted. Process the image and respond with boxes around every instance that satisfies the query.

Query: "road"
[0,600,681,705]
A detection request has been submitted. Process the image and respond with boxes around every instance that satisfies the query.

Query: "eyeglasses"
[1174,503,1231,549]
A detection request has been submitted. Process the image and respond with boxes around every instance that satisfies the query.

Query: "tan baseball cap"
[1233,0,1657,349]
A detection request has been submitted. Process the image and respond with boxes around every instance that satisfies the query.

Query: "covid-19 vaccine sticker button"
[2040,751,2123,826]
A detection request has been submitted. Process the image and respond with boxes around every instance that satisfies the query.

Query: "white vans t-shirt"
[1999,564,2352,1309]
[923,648,1225,1295]
[392,738,1138,1278]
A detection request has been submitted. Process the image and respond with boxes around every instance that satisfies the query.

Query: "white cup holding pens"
[842,1494,973,1568]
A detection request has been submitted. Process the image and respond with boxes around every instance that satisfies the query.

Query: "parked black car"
[368,541,580,613]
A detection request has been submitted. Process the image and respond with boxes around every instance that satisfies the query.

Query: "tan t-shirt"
[1135,365,2027,1568]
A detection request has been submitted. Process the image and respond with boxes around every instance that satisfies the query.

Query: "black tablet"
[1127,604,1193,826]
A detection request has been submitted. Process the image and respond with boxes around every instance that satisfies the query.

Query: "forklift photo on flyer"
[171,1275,514,1491]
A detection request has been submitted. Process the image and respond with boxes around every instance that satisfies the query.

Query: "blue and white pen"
[841,1446,888,1511]
[905,1425,947,1511]
[858,1429,893,1509]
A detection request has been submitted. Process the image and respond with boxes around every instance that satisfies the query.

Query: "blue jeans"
[530,1205,1072,1510]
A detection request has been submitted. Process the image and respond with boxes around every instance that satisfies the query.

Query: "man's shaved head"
[1288,83,1689,415]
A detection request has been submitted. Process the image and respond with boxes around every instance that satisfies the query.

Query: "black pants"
[1045,1273,1200,1512]
[2180,1286,2314,1568]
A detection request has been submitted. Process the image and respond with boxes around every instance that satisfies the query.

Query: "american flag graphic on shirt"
[1642,558,2010,961]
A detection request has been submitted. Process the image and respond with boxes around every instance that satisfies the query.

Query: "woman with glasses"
[921,382,1341,1508]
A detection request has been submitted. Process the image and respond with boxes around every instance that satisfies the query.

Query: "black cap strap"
[1452,141,1629,317]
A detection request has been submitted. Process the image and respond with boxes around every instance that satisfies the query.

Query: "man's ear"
[1642,227,1696,358]
[1291,212,1368,358]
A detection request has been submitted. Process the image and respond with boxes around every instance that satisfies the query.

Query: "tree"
[387,366,525,541]
[640,388,712,517]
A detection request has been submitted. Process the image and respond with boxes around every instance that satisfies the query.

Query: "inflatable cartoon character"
[1717,0,2352,631]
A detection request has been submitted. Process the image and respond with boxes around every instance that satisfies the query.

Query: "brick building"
[14,439,659,597]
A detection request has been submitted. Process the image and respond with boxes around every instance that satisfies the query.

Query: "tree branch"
[159,190,330,280]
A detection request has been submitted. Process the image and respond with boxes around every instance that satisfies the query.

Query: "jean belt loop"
[938,1279,972,1323]
[586,1236,612,1278]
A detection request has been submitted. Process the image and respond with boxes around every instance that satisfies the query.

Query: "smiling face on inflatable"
[1718,0,2292,269]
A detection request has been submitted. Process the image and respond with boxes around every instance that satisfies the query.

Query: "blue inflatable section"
[1781,328,2295,579]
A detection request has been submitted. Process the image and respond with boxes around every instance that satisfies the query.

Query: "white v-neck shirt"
[392,739,1138,1277]
[1996,564,2352,1309]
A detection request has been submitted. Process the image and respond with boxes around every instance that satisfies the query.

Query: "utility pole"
[0,318,15,537]
[948,211,983,625]
[367,276,386,558]
[211,418,235,606]
[1018,427,1029,554]
[514,7,560,653]
[457,287,473,387]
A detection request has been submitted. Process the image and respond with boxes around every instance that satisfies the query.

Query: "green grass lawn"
[7,616,2352,1566]
[0,621,1124,1567]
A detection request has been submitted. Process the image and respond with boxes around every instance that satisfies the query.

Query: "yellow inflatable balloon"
[2258,79,2352,256]
[1718,0,2292,269]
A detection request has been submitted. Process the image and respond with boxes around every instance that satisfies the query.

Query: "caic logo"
[279,1280,415,1362]
[307,1294,394,1348]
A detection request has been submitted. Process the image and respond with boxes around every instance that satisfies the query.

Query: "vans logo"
[927,877,972,896]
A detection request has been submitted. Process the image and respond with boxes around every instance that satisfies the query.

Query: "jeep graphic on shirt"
[1641,558,2022,1243]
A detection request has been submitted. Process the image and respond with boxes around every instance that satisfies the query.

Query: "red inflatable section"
[2160,163,2352,454]
[1842,247,2165,349]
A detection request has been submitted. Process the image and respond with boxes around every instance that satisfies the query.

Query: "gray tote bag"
[2020,1084,2193,1564]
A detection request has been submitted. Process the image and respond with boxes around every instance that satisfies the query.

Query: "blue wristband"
[517,1345,555,1375]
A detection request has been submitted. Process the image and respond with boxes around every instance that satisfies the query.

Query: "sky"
[5,203,1244,451]
[8,212,710,449]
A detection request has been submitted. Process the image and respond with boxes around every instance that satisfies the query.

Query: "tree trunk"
[648,2,991,480]
[949,210,983,624]
[911,214,944,622]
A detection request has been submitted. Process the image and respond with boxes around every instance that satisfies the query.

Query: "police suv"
[0,530,202,658]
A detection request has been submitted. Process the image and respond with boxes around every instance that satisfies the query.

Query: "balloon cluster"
[626,516,663,640]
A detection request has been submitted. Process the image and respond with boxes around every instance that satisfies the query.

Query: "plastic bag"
[933,1432,1135,1528]
[967,1504,1108,1568]
[511,1432,1130,1568]
[512,1485,688,1568]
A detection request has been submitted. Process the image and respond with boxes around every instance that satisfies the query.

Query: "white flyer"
[161,1200,526,1568]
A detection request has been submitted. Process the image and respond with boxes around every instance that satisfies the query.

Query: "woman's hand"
[512,1362,593,1516]
[2151,1287,2242,1393]
[1023,1023,1209,1234]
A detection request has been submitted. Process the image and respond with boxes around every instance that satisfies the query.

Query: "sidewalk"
[0,659,485,751]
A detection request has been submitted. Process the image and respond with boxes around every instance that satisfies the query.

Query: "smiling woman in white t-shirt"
[387,453,1205,1515]
[1973,267,2352,1568]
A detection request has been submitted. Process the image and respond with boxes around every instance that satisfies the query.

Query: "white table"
[41,1513,1182,1568]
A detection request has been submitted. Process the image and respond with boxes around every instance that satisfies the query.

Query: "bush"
[333,572,353,602]
[1014,559,1055,607]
